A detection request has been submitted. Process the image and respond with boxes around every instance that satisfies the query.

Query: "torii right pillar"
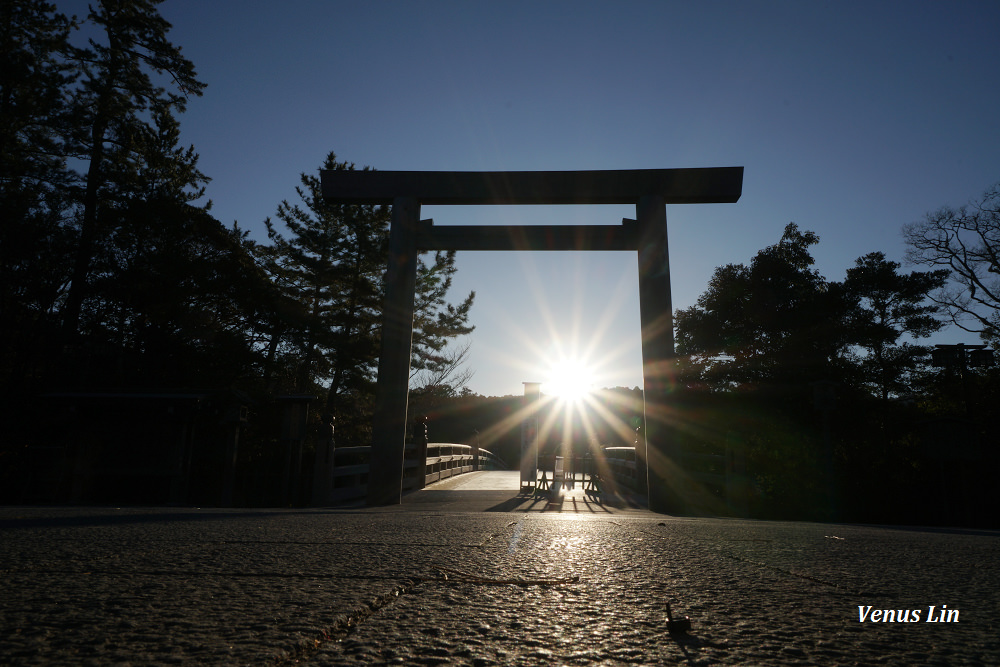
[636,194,685,515]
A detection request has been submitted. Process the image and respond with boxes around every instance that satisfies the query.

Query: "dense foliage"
[417,218,998,526]
[262,153,474,445]
[0,1,474,400]
[665,222,996,525]
[1,1,475,504]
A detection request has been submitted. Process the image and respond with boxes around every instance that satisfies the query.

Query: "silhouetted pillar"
[368,197,420,505]
[636,194,680,514]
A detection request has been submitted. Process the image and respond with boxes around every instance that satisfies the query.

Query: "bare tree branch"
[904,183,1000,344]
[410,337,474,393]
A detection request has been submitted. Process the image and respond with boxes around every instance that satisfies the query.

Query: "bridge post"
[471,430,480,472]
[311,413,336,505]
[415,416,428,489]
[636,194,682,514]
[367,197,420,505]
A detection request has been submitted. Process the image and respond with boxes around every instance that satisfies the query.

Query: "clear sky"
[65,0,1000,397]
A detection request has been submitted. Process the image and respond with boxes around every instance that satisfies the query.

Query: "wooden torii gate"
[321,167,743,513]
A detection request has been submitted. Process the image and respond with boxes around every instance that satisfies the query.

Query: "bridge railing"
[602,446,640,490]
[601,444,748,515]
[324,443,506,504]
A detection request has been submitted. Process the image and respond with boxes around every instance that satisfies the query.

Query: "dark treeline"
[1,1,473,503]
[671,219,1000,526]
[425,211,1000,527]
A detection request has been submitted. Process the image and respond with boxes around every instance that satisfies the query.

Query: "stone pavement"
[1,471,998,665]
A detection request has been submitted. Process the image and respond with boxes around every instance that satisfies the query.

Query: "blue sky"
[66,1,1000,396]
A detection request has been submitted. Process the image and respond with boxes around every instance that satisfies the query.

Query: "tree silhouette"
[904,183,1000,346]
[265,153,475,444]
[1,0,275,391]
[675,223,851,390]
[410,251,475,389]
[842,252,948,399]
[60,0,206,336]
[0,0,78,387]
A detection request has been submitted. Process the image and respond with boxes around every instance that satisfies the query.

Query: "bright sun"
[543,359,596,401]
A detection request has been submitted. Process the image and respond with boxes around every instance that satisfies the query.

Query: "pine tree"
[266,153,476,443]
[60,0,206,336]
[265,155,391,444]
[0,0,76,200]
[0,0,78,386]
[409,250,475,398]
[841,252,948,399]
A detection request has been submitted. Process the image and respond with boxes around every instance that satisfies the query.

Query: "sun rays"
[542,357,596,402]
[434,224,734,511]
[456,243,649,493]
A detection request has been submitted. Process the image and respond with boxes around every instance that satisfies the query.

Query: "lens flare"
[543,358,596,402]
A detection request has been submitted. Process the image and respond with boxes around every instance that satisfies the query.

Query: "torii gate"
[321,167,743,513]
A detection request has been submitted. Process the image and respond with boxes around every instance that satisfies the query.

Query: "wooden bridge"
[312,442,507,505]
[316,442,748,516]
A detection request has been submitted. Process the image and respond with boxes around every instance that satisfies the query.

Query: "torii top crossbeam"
[320,167,743,205]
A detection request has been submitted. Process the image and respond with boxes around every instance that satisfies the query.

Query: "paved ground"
[1,471,998,665]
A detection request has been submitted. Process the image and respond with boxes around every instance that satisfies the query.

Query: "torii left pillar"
[367,197,420,505]
[636,194,680,514]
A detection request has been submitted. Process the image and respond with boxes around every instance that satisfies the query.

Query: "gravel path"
[1,477,997,664]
